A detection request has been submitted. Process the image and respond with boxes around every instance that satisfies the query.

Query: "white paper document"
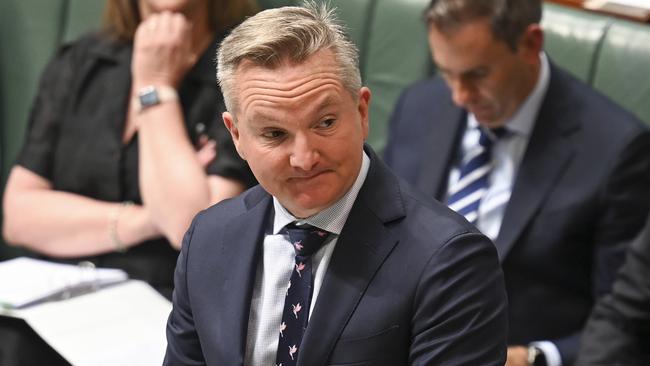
[608,0,650,9]
[586,0,650,12]
[3,280,172,366]
[0,257,128,309]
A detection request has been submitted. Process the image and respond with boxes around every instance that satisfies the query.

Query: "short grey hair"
[216,1,361,114]
[424,0,542,50]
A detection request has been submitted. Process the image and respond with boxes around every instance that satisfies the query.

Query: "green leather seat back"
[0,0,67,183]
[257,0,299,9]
[593,20,650,126]
[328,0,374,65]
[0,0,67,258]
[363,0,433,152]
[0,0,103,259]
[62,0,105,43]
[541,3,610,84]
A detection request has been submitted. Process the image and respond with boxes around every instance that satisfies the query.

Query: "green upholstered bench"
[542,3,650,125]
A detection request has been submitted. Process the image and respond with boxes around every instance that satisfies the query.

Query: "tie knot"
[283,223,330,257]
[478,127,508,147]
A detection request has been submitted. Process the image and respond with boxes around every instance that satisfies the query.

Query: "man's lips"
[288,170,330,180]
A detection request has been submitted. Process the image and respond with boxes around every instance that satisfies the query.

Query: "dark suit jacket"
[383,63,650,364]
[577,214,650,365]
[164,148,508,365]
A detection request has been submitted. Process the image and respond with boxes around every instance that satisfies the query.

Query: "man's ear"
[519,24,544,63]
[223,111,245,160]
[358,87,372,140]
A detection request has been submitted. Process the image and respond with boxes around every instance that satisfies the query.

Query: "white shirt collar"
[272,150,370,235]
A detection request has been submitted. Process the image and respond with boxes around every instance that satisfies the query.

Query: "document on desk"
[0,257,128,309]
[7,280,172,366]
[585,0,650,16]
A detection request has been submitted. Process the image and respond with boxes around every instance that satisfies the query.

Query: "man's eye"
[261,130,286,139]
[466,69,488,80]
[319,119,336,128]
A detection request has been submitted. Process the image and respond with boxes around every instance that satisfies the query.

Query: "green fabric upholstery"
[0,0,68,259]
[328,0,374,67]
[0,0,67,183]
[541,3,611,83]
[363,0,432,151]
[62,0,105,43]
[593,21,650,126]
[257,0,299,10]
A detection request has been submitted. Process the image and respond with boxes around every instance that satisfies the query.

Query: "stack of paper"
[0,257,128,309]
[585,0,650,18]
[2,280,172,366]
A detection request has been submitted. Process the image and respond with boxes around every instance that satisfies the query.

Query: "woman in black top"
[2,0,258,297]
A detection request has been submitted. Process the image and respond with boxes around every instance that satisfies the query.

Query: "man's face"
[223,49,371,218]
[428,19,541,128]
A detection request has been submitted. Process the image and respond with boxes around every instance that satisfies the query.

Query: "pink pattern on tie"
[295,262,306,277]
[292,303,302,318]
[294,240,304,251]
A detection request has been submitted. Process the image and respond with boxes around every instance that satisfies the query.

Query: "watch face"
[140,89,160,107]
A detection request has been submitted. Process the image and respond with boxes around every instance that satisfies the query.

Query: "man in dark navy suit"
[383,0,650,365]
[164,3,507,366]
[577,214,650,365]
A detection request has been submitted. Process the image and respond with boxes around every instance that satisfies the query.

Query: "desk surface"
[546,0,650,22]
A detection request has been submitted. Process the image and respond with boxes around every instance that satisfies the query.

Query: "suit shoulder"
[553,67,647,137]
[394,178,485,249]
[398,77,449,104]
[194,185,266,228]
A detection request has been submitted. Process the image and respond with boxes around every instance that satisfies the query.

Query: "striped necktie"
[446,127,506,223]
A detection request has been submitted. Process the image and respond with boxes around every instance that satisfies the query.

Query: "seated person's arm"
[2,166,159,257]
[132,12,246,249]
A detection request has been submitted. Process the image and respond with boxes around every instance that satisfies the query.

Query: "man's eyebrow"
[438,64,488,78]
[248,112,281,126]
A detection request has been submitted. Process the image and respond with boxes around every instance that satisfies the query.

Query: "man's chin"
[282,193,339,219]
[474,114,506,129]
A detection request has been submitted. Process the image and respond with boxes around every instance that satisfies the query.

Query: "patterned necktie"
[446,127,506,223]
[276,223,330,366]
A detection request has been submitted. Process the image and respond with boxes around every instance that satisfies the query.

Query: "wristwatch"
[136,85,178,112]
[527,345,547,366]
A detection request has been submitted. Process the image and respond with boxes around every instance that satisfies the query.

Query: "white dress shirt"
[244,151,370,366]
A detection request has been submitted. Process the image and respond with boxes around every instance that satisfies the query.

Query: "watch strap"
[135,85,178,112]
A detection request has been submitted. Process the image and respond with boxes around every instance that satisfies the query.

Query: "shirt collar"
[468,52,550,137]
[272,151,370,235]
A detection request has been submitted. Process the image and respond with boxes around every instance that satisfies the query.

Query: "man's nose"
[450,79,475,107]
[289,133,319,171]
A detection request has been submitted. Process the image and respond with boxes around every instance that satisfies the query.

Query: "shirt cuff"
[530,341,562,366]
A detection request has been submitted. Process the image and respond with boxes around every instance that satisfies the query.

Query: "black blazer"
[383,63,650,364]
[577,214,650,365]
[164,148,508,365]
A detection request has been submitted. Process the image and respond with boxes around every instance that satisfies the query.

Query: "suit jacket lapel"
[416,85,465,200]
[495,66,579,259]
[214,188,271,365]
[297,150,404,366]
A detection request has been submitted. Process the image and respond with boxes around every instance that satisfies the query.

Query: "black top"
[16,31,256,297]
